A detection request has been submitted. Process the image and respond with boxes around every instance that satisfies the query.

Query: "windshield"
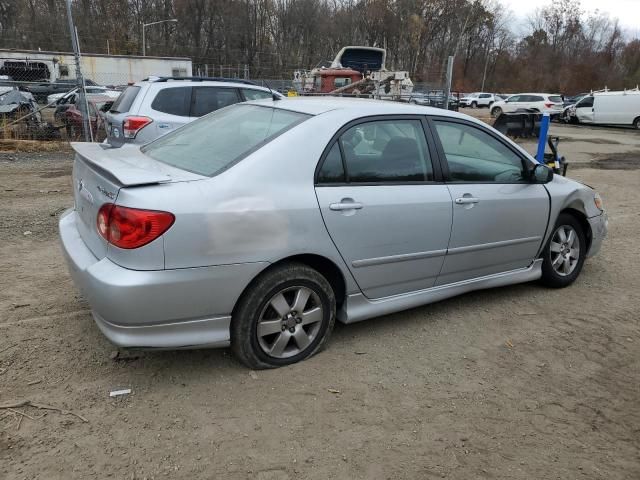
[142,104,310,177]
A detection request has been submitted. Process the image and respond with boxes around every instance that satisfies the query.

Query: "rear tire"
[231,262,336,369]
[633,117,640,130]
[471,101,478,109]
[540,213,587,288]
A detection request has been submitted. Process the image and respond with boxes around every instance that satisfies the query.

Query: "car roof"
[245,97,470,120]
[134,79,269,90]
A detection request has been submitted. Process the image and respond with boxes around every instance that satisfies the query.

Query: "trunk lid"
[71,142,203,259]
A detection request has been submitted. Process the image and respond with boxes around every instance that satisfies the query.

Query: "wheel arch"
[633,116,640,128]
[559,206,593,252]
[233,253,349,317]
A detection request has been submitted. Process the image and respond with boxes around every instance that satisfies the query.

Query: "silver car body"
[60,98,607,349]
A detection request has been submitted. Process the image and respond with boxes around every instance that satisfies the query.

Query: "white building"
[0,49,192,85]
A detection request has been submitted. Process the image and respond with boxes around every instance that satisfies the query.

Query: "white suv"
[105,77,282,145]
[459,92,495,108]
[490,93,564,118]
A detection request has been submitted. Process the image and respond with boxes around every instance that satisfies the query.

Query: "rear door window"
[529,95,544,102]
[329,119,433,183]
[548,95,563,103]
[151,87,191,116]
[110,86,140,113]
[190,87,240,117]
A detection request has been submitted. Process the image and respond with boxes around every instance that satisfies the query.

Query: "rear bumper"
[59,209,268,348]
[587,212,608,258]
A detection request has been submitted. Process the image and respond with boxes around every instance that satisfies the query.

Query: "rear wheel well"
[234,254,347,315]
[633,116,640,128]
[560,208,592,252]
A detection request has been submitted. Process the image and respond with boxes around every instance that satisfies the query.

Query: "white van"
[573,90,640,128]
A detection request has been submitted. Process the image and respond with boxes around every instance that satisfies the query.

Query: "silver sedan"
[59,98,608,368]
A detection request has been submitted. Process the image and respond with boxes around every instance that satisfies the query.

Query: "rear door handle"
[455,197,479,205]
[330,200,363,211]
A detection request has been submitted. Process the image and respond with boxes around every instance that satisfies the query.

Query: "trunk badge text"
[97,185,116,199]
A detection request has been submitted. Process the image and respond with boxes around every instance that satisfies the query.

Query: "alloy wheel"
[257,286,324,359]
[549,225,580,276]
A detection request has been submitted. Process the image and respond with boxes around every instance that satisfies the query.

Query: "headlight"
[594,192,604,211]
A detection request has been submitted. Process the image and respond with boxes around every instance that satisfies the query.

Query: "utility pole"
[65,0,90,141]
[444,55,454,111]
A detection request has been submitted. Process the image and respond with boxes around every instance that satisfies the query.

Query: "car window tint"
[151,87,191,116]
[434,121,526,183]
[508,95,520,102]
[142,105,309,177]
[242,88,272,101]
[110,85,140,113]
[191,87,240,117]
[530,95,544,102]
[317,143,345,183]
[548,95,563,103]
[339,119,433,183]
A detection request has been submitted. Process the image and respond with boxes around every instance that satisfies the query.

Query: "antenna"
[263,80,281,101]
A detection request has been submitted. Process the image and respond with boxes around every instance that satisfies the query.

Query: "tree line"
[1,0,638,93]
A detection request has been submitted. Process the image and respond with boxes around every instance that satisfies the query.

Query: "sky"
[499,0,640,35]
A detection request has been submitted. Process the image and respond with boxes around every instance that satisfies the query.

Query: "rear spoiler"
[71,142,174,187]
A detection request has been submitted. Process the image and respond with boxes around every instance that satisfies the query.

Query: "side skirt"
[339,259,543,324]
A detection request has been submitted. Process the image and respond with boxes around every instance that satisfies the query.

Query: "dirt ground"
[1,122,639,479]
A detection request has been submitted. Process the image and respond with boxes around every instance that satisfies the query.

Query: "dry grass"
[0,139,73,153]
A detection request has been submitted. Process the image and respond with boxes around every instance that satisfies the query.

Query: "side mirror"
[532,163,554,183]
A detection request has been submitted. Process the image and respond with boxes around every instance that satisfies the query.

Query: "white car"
[459,92,495,108]
[47,86,121,106]
[491,93,564,117]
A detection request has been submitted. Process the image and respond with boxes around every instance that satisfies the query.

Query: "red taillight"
[544,102,554,108]
[97,204,174,249]
[123,116,152,139]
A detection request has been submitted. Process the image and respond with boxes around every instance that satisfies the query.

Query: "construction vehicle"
[292,46,413,100]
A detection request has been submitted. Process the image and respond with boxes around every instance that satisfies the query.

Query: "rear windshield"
[110,86,140,113]
[142,104,310,176]
[549,95,563,103]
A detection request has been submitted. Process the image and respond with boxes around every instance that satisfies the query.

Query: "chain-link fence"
[1,70,456,143]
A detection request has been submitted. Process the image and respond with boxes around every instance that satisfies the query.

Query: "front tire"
[540,213,587,288]
[471,101,478,109]
[231,262,336,369]
[491,107,502,118]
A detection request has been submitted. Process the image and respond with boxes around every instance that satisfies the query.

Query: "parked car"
[59,98,607,368]
[490,93,564,118]
[28,78,98,103]
[407,91,458,110]
[53,88,122,123]
[105,76,284,146]
[47,86,121,106]
[564,90,640,128]
[63,95,113,141]
[563,93,588,108]
[459,92,496,108]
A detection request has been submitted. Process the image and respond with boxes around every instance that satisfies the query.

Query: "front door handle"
[455,197,479,205]
[330,199,364,211]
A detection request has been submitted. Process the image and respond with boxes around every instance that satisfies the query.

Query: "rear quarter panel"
[120,111,363,293]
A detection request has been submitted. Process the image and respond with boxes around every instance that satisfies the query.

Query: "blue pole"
[536,112,550,163]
